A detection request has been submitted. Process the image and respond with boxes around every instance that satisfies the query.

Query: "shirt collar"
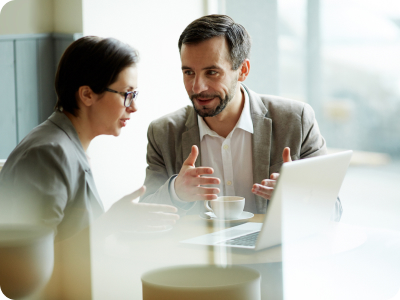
[198,86,254,140]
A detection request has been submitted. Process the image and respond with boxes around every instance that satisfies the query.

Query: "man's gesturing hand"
[252,147,292,200]
[175,145,220,202]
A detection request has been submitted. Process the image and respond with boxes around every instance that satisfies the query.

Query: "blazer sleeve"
[300,103,327,158]
[0,145,69,233]
[139,122,176,206]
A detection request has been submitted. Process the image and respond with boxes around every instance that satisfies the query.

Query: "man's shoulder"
[245,87,312,120]
[255,93,308,115]
[149,105,195,130]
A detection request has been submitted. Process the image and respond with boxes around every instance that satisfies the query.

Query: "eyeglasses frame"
[104,87,139,107]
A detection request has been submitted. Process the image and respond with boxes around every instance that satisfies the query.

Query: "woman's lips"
[120,119,129,127]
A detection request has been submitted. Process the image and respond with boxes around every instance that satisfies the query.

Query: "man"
[140,14,342,220]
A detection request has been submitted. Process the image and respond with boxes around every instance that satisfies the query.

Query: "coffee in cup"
[204,196,245,220]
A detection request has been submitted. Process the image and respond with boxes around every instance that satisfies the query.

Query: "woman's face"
[90,66,138,137]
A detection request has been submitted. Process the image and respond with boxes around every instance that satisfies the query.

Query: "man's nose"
[192,76,207,94]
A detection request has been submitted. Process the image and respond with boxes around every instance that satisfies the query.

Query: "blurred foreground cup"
[0,225,54,299]
[142,265,261,300]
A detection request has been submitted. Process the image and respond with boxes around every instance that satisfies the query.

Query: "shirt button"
[227,180,232,186]
[223,144,229,150]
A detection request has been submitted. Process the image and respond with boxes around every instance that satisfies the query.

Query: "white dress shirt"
[170,88,256,213]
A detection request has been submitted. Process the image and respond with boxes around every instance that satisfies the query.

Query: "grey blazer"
[0,112,104,241]
[140,85,342,219]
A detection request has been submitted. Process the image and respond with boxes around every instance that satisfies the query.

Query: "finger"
[195,187,220,195]
[133,203,178,213]
[183,145,199,167]
[186,167,214,176]
[260,179,276,188]
[191,194,219,201]
[119,186,146,203]
[252,184,274,199]
[283,147,292,163]
[195,177,220,186]
[270,173,280,180]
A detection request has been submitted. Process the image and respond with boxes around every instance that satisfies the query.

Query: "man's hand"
[97,186,180,234]
[252,147,292,200]
[175,145,220,202]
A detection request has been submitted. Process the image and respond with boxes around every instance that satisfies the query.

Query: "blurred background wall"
[0,0,82,35]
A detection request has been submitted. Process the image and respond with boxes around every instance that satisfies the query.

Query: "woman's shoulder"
[4,120,80,174]
[26,118,72,143]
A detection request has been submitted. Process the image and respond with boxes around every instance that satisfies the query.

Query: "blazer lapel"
[49,112,105,213]
[243,84,272,214]
[182,107,201,167]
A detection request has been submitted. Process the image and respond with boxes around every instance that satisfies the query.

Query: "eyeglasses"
[105,88,139,107]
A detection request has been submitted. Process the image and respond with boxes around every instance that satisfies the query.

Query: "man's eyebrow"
[203,65,222,70]
[181,65,222,70]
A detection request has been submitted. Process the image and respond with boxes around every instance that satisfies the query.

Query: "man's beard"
[190,80,238,118]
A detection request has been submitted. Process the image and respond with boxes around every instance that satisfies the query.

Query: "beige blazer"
[141,84,342,218]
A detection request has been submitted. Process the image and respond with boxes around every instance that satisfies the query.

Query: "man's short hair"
[55,36,139,116]
[178,14,251,70]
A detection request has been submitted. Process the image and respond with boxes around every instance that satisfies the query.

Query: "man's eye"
[208,70,217,75]
[184,70,194,75]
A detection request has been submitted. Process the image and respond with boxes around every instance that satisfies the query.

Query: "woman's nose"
[127,99,137,113]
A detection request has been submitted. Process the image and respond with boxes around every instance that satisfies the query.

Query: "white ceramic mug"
[204,196,245,220]
[142,265,261,300]
[0,225,54,299]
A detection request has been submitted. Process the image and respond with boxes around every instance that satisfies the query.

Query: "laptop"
[181,150,353,251]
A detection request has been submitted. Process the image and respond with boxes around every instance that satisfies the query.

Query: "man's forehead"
[180,36,231,67]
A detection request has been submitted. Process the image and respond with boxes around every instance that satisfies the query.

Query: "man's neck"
[203,87,245,138]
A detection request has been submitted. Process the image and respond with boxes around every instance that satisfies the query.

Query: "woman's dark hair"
[178,14,251,70]
[55,36,139,115]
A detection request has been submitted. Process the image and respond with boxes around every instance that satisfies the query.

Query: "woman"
[0,36,179,241]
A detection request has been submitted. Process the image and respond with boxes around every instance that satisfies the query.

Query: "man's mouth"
[195,97,216,105]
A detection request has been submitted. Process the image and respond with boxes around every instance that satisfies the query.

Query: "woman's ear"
[238,59,250,82]
[77,86,96,107]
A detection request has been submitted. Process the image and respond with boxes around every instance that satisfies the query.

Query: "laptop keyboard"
[221,231,260,247]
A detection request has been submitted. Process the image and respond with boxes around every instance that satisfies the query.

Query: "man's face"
[180,36,240,117]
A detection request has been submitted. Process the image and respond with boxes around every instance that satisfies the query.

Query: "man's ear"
[77,86,96,107]
[238,59,250,82]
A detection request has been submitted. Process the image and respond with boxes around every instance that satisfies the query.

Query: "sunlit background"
[0,0,400,298]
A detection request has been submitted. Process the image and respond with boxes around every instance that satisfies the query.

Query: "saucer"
[199,211,254,223]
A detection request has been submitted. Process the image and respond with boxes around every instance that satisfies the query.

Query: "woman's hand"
[95,186,180,235]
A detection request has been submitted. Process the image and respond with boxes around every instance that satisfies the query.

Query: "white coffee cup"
[142,265,261,300]
[204,196,245,220]
[0,225,54,299]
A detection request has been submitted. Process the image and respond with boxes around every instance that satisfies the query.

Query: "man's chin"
[193,105,216,118]
[191,97,224,117]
